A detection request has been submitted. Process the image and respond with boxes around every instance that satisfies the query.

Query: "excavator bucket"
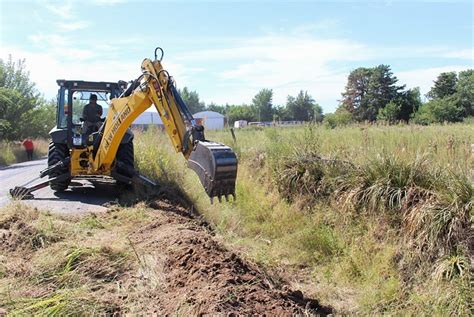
[188,141,238,202]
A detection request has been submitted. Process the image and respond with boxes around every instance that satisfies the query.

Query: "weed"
[433,253,470,281]
[11,290,102,315]
[79,213,104,230]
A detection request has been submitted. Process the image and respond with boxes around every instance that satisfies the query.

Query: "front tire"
[48,142,71,191]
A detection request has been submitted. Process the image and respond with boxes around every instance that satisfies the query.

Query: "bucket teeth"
[10,186,33,200]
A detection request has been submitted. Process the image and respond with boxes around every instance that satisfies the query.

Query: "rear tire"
[48,142,71,192]
[115,140,135,188]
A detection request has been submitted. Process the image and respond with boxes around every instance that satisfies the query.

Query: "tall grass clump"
[275,149,472,255]
[132,127,193,205]
[265,125,472,314]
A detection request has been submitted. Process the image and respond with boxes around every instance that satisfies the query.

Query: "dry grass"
[0,202,158,315]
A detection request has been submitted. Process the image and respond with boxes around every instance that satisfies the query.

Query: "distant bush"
[377,101,401,123]
[323,109,353,128]
[412,96,464,124]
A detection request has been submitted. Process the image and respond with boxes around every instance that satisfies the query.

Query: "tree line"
[179,87,324,124]
[339,65,472,124]
[181,65,473,127]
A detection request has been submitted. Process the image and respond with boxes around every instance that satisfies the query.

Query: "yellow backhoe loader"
[10,47,237,203]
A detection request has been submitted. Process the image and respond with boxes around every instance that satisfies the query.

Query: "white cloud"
[43,1,90,33]
[57,21,90,32]
[1,46,137,99]
[175,35,372,109]
[4,22,473,113]
[175,32,472,111]
[44,1,74,19]
[0,44,199,106]
[396,65,472,100]
[375,46,474,61]
[442,49,473,60]
[92,0,126,6]
[27,34,95,60]
[29,34,71,47]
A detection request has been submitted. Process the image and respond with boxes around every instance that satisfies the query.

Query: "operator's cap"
[90,94,97,100]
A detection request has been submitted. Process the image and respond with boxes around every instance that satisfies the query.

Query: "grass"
[0,138,49,166]
[0,202,156,315]
[132,122,473,315]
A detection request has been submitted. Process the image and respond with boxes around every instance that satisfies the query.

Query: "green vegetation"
[341,65,406,121]
[134,123,473,314]
[0,57,56,141]
[178,86,206,113]
[1,54,472,314]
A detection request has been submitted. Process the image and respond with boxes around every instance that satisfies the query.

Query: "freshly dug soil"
[128,199,331,315]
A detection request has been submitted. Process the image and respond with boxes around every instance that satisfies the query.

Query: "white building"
[193,111,225,130]
[133,112,163,125]
[234,120,248,129]
[102,108,163,127]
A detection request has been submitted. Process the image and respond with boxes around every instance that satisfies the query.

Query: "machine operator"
[82,94,103,134]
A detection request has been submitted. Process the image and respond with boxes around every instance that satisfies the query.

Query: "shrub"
[412,97,464,124]
[377,101,401,124]
[323,109,353,128]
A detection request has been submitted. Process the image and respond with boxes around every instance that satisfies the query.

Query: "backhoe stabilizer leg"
[10,173,71,200]
[39,157,70,178]
[187,141,238,203]
[9,158,71,200]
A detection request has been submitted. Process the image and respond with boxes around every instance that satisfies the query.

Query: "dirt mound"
[131,200,331,315]
[0,213,47,252]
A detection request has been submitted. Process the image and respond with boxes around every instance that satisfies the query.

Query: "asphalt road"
[0,158,119,214]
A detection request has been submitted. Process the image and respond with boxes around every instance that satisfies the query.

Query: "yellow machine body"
[63,50,237,200]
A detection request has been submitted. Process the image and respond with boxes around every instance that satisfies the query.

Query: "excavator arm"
[94,48,237,201]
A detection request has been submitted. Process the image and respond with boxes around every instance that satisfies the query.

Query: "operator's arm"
[82,104,89,121]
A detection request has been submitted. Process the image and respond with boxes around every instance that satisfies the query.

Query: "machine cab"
[52,80,127,147]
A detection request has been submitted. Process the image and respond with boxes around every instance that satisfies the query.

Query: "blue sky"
[1,0,472,113]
